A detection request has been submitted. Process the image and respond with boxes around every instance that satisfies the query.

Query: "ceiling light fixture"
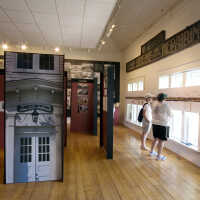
[101,40,106,45]
[21,44,27,50]
[106,29,113,38]
[54,47,60,52]
[111,24,116,29]
[2,44,8,50]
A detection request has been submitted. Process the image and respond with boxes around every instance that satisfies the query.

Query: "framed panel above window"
[40,54,54,70]
[17,53,33,69]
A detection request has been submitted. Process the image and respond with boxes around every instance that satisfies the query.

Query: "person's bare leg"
[157,140,165,157]
[141,131,148,150]
[150,138,158,153]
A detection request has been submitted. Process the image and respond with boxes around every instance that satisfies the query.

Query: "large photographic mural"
[5,52,64,183]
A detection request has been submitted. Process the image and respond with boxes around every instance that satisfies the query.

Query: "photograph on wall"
[5,52,64,184]
[77,83,88,113]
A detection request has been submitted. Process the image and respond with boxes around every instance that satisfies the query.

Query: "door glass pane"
[38,137,50,162]
[20,137,32,163]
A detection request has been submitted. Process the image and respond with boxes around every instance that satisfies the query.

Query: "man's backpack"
[137,103,148,122]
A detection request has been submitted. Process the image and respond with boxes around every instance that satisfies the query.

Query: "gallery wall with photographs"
[64,59,120,117]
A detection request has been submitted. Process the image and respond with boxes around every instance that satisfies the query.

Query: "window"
[185,69,200,87]
[17,53,33,69]
[184,112,199,148]
[128,84,132,92]
[138,81,144,91]
[127,80,144,92]
[40,54,54,70]
[171,73,183,88]
[126,103,142,127]
[132,82,137,91]
[169,108,200,149]
[170,110,182,141]
[132,104,138,122]
[159,75,169,89]
[127,104,132,121]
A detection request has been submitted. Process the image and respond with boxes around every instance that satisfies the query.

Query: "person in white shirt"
[141,93,153,150]
[150,93,172,161]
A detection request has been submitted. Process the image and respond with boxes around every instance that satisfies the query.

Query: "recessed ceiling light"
[21,44,27,50]
[2,44,8,50]
[55,47,60,52]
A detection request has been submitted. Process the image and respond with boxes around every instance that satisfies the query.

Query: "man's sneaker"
[156,155,167,161]
[149,151,157,156]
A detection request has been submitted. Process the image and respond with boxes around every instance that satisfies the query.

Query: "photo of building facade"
[5,52,64,183]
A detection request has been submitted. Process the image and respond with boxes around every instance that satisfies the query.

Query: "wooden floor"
[0,125,200,200]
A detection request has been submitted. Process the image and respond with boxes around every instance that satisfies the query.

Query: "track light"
[54,47,60,52]
[106,29,113,38]
[111,24,116,29]
[2,44,8,50]
[21,44,27,50]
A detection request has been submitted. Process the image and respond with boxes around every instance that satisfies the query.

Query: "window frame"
[17,53,33,69]
[39,54,54,70]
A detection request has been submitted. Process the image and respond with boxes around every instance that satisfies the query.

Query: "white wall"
[120,0,200,166]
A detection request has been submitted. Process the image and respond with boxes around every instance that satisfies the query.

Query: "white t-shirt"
[152,102,172,126]
[143,103,152,122]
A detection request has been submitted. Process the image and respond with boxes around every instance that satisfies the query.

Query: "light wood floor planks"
[0,125,200,200]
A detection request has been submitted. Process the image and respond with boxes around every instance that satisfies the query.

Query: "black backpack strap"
[143,103,148,108]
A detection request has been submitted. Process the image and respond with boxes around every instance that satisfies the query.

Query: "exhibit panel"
[102,67,114,159]
[71,79,95,133]
[0,69,4,149]
[5,52,64,183]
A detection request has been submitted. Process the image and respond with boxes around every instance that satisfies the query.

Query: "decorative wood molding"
[126,96,200,102]
[126,20,200,72]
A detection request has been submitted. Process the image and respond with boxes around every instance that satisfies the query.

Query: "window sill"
[169,138,200,153]
[125,120,142,128]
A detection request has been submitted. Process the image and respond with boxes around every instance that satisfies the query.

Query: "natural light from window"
[185,69,200,87]
[171,73,183,88]
[159,75,169,89]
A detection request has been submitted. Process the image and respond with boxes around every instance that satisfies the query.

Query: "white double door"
[14,134,53,183]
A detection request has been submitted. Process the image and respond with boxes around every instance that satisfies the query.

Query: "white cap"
[144,93,153,99]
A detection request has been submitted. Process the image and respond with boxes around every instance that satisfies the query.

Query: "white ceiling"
[0,0,117,49]
[0,0,184,52]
